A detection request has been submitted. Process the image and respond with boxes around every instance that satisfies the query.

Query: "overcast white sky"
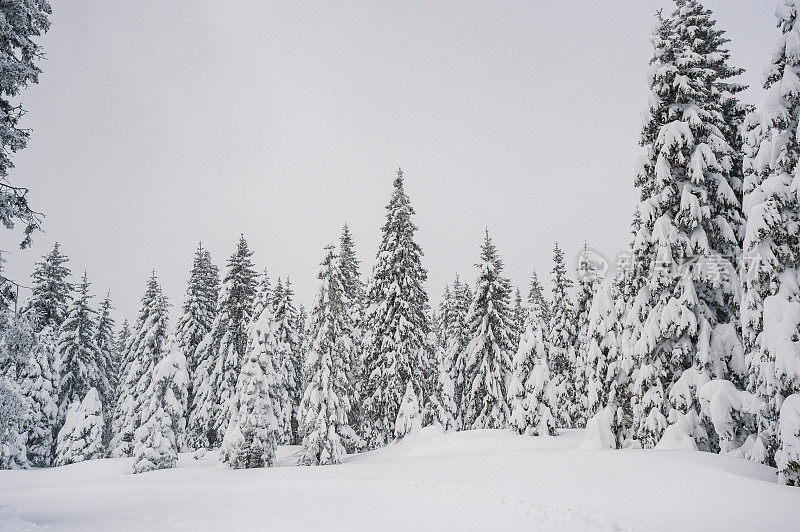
[2,0,777,323]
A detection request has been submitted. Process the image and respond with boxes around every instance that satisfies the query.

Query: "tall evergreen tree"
[298,246,360,465]
[461,230,514,429]
[512,288,527,349]
[176,243,219,408]
[56,272,106,424]
[338,225,366,438]
[0,308,35,469]
[95,290,117,442]
[742,0,800,475]
[449,274,473,428]
[273,278,304,444]
[25,242,72,332]
[117,319,131,363]
[549,242,577,428]
[0,0,51,250]
[20,330,58,466]
[220,296,281,468]
[574,243,602,427]
[189,235,257,448]
[111,273,170,457]
[132,341,188,474]
[509,272,557,437]
[55,388,104,466]
[362,169,432,447]
[528,270,551,332]
[625,2,746,448]
[584,282,632,448]
[436,284,454,350]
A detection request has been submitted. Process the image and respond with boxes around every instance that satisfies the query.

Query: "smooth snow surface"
[2,429,799,531]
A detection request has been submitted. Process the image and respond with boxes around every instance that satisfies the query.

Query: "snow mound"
[1,429,798,530]
[578,407,616,450]
[656,415,697,451]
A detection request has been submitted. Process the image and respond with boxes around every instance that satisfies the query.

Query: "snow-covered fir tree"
[448,274,473,428]
[273,278,304,444]
[549,242,577,428]
[298,246,360,465]
[0,308,35,469]
[55,387,104,466]
[338,224,366,439]
[508,271,558,437]
[131,341,188,474]
[741,0,800,478]
[220,300,282,468]
[585,282,632,448]
[361,169,432,448]
[111,273,170,457]
[20,331,58,466]
[574,243,602,427]
[461,230,514,429]
[626,2,746,449]
[0,0,51,250]
[95,291,117,426]
[395,381,422,439]
[432,344,457,430]
[25,242,72,333]
[176,243,219,408]
[436,284,454,350]
[512,288,526,349]
[56,272,106,424]
[23,242,71,428]
[202,235,258,447]
[116,319,130,368]
[339,223,365,313]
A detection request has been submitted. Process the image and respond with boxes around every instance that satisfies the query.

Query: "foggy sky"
[3,0,777,324]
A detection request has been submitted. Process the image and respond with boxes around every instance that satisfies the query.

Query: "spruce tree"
[742,0,800,473]
[338,225,365,439]
[528,270,551,332]
[0,309,35,468]
[362,169,432,447]
[111,273,170,457]
[220,301,281,468]
[508,271,557,436]
[273,278,304,444]
[56,272,106,424]
[584,283,632,448]
[549,242,577,428]
[25,243,71,419]
[55,388,104,466]
[436,284,454,350]
[20,331,58,466]
[574,243,601,428]
[449,274,473,428]
[117,319,131,365]
[132,341,188,474]
[298,246,360,465]
[461,230,514,429]
[176,243,219,409]
[204,235,258,445]
[25,242,72,332]
[625,2,746,448]
[433,344,457,430]
[512,288,527,349]
[95,291,117,422]
[0,0,51,250]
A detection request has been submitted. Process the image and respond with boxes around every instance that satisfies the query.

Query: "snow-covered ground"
[2,428,799,531]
